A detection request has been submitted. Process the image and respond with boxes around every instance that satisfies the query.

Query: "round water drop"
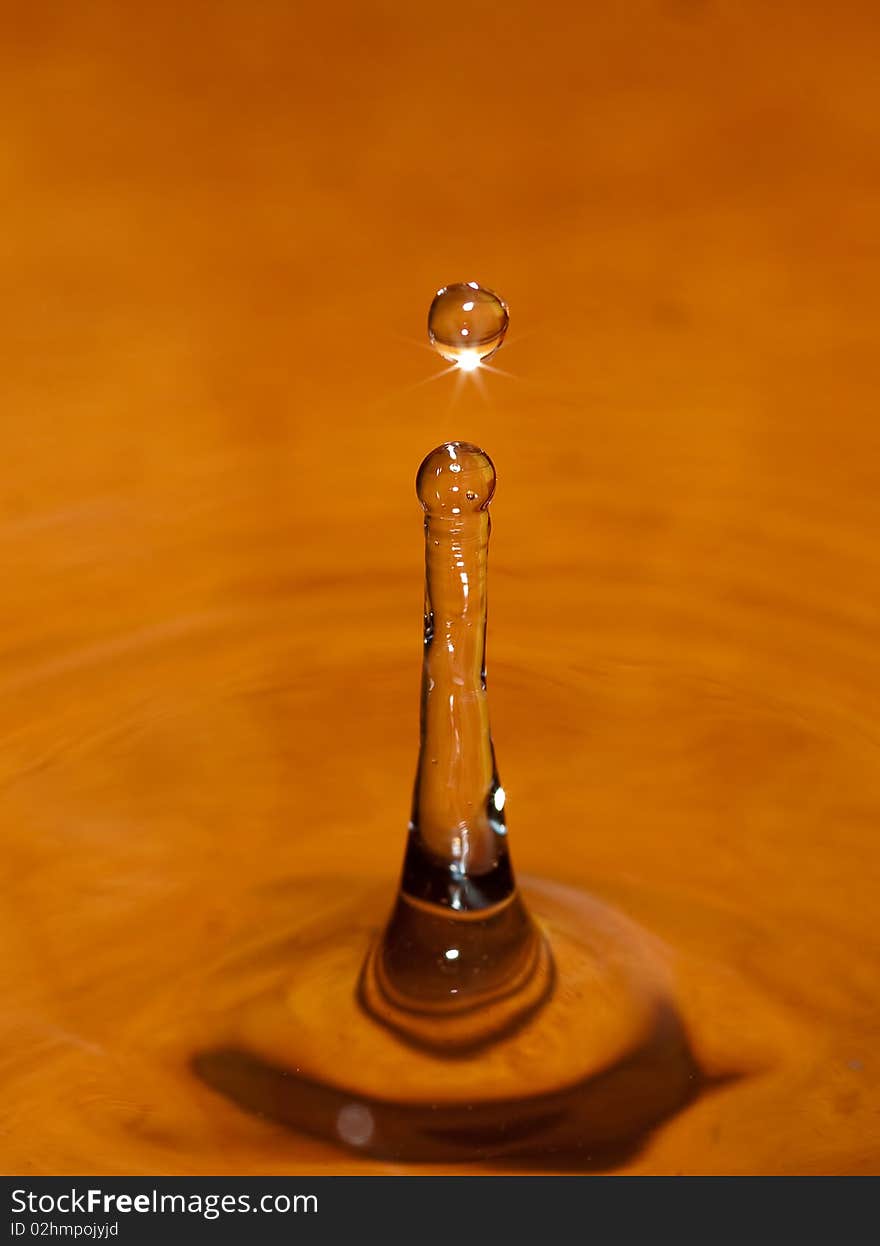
[428,282,509,369]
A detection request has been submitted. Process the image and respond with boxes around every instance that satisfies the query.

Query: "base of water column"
[192,877,706,1163]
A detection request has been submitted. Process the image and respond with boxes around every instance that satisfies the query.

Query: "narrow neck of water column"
[402,506,512,911]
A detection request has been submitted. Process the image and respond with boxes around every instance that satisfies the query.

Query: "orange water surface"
[1,0,879,1174]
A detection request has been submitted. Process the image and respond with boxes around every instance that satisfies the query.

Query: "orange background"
[2,1,879,1173]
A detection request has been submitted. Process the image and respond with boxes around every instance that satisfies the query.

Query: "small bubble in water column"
[428,282,509,371]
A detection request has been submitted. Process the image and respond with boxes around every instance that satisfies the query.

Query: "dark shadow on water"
[192,1003,738,1169]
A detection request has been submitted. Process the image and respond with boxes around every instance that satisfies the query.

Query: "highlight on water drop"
[428,281,509,370]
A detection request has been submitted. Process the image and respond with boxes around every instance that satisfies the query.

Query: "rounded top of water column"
[416,442,496,516]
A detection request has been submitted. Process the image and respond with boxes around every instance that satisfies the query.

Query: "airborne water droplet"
[428,282,509,368]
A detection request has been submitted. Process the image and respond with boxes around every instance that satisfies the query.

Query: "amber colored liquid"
[2,1,879,1175]
[191,444,694,1163]
[357,444,555,1055]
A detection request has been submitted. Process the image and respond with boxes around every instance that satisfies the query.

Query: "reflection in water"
[189,873,730,1165]
[194,1005,709,1167]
